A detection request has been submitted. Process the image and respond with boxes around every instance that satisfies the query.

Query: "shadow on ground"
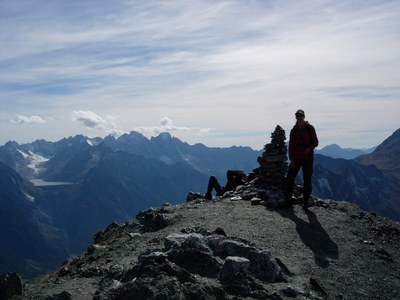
[271,205,339,268]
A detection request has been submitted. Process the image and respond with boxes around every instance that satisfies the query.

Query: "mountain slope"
[103,131,260,180]
[42,150,208,254]
[312,154,400,221]
[22,197,400,300]
[0,162,68,278]
[356,128,400,180]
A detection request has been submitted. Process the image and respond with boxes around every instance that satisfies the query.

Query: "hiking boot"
[205,192,212,200]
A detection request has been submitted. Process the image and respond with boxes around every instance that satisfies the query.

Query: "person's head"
[295,109,305,123]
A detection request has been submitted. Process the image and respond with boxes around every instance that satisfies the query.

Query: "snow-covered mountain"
[0,132,259,183]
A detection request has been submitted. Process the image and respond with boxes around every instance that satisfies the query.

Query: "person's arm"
[304,125,319,156]
[288,128,294,161]
[310,125,319,149]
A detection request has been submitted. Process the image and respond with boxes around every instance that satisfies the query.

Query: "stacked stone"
[255,125,288,205]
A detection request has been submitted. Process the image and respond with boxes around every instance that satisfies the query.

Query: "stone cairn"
[255,125,288,207]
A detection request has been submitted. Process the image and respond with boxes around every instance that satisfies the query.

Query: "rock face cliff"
[19,194,400,300]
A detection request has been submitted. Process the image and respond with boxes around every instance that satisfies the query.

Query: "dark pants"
[206,170,244,199]
[285,156,314,203]
[206,176,223,199]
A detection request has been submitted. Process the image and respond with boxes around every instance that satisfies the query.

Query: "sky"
[0,0,399,150]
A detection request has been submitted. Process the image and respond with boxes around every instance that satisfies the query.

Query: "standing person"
[285,109,319,207]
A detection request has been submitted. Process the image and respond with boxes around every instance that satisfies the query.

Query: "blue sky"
[0,0,399,149]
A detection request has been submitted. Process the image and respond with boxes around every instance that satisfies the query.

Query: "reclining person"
[205,169,256,200]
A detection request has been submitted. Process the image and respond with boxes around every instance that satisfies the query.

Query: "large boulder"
[219,256,251,295]
[136,206,177,232]
[0,273,23,300]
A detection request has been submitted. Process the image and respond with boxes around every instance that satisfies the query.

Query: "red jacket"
[288,122,319,161]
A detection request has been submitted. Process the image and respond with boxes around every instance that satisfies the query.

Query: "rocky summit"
[10,188,400,300]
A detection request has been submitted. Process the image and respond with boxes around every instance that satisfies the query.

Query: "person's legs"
[224,170,238,191]
[284,161,302,203]
[302,156,314,206]
[205,176,223,200]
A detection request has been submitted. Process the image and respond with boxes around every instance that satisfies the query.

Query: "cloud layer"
[1,1,399,148]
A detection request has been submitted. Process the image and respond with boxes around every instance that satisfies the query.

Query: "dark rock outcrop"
[0,273,22,300]
[136,205,179,232]
[95,227,289,299]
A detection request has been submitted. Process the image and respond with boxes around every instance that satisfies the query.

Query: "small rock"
[181,226,210,236]
[87,244,107,254]
[213,239,256,259]
[248,250,287,282]
[310,277,327,297]
[58,266,71,277]
[251,197,262,205]
[79,266,103,278]
[136,208,173,232]
[212,227,227,236]
[374,248,393,262]
[165,233,211,254]
[45,291,72,300]
[282,286,299,297]
[186,192,204,202]
[127,232,141,238]
[220,256,250,277]
[0,273,23,300]
[139,251,168,263]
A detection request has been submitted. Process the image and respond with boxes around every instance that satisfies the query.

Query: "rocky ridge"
[11,188,400,300]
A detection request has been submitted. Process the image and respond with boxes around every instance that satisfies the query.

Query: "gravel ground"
[22,197,400,299]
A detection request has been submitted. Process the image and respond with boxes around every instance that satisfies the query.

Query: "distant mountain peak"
[316,144,373,159]
[356,127,400,180]
[154,132,172,140]
[374,128,400,152]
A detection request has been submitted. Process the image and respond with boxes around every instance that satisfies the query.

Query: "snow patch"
[160,155,173,165]
[23,191,35,203]
[17,149,29,159]
[18,150,49,175]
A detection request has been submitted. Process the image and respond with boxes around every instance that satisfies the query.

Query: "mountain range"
[0,128,399,278]
[0,132,259,277]
[315,144,375,159]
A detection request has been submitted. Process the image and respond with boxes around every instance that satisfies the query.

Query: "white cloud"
[72,110,107,128]
[199,128,216,134]
[133,116,189,136]
[10,115,46,125]
[71,110,120,136]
